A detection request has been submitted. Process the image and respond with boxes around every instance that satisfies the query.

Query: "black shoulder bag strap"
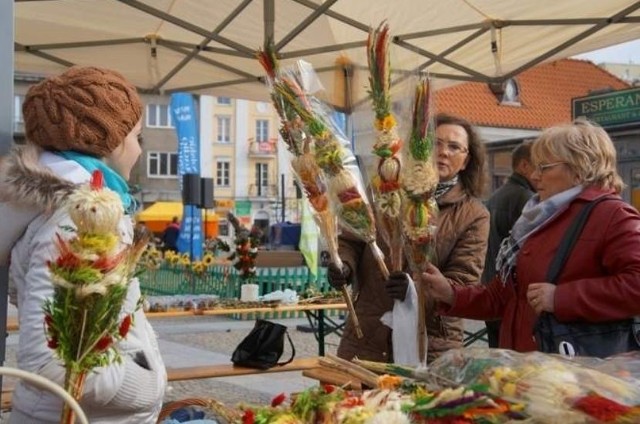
[546,196,611,283]
[542,195,640,352]
[277,330,296,366]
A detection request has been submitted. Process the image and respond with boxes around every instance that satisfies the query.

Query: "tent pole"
[264,0,274,44]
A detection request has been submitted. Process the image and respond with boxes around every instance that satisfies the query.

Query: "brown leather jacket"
[336,183,489,363]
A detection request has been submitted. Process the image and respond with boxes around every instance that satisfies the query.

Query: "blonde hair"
[532,119,624,193]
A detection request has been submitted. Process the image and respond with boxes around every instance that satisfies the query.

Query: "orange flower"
[55,251,82,269]
[381,115,396,131]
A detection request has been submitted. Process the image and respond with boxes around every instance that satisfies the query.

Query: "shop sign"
[572,87,640,127]
[216,199,235,210]
[235,200,252,216]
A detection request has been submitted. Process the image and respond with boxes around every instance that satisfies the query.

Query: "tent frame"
[14,0,640,110]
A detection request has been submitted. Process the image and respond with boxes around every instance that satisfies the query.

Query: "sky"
[574,39,640,64]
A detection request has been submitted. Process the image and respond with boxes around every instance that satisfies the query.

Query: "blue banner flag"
[170,93,202,260]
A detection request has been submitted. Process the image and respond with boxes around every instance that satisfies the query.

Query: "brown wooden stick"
[328,252,364,339]
[320,354,379,387]
[369,241,390,280]
[341,286,363,338]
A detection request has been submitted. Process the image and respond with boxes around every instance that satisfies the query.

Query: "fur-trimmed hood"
[0,145,79,264]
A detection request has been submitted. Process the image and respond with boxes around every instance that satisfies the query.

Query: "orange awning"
[136,202,219,236]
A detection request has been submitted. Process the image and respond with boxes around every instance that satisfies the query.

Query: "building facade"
[13,75,300,242]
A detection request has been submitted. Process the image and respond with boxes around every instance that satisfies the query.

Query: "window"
[14,95,23,123]
[218,220,229,236]
[147,152,178,177]
[217,116,231,142]
[488,78,521,106]
[13,95,24,133]
[217,96,231,105]
[216,160,230,187]
[256,119,269,142]
[146,104,173,128]
[255,163,269,195]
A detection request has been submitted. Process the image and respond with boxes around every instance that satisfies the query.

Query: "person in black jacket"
[482,142,536,347]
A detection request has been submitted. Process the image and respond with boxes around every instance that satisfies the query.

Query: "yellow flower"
[192,261,206,274]
[180,257,191,266]
[74,233,118,255]
[382,115,396,131]
[202,253,215,266]
[375,115,396,131]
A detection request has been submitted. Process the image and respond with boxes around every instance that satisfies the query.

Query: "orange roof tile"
[435,59,630,130]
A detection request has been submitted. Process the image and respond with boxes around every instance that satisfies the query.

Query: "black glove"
[327,262,351,289]
[385,271,411,301]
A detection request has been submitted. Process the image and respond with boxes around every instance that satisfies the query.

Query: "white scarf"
[495,185,583,284]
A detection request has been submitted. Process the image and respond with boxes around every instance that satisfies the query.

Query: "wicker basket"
[0,366,88,423]
[157,397,241,423]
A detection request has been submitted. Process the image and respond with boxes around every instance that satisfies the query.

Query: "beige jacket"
[336,183,489,364]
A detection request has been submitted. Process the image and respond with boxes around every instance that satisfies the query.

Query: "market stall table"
[147,302,348,356]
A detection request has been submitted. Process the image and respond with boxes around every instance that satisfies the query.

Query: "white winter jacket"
[0,146,166,423]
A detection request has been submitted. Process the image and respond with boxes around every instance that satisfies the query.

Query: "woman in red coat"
[424,119,640,356]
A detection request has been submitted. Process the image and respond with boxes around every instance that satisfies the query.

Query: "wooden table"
[6,304,347,355]
[147,303,347,356]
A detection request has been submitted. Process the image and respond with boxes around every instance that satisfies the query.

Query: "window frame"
[216,115,231,143]
[146,104,174,129]
[13,95,24,133]
[147,151,179,178]
[255,162,269,195]
[216,159,231,187]
[255,119,269,143]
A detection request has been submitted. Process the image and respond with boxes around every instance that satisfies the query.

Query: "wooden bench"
[1,383,13,411]
[254,250,305,268]
[167,357,319,382]
[0,357,320,410]
[6,317,18,333]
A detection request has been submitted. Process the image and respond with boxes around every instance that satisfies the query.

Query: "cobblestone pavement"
[157,315,343,407]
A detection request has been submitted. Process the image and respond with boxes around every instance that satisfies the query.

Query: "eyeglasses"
[535,162,566,173]
[436,140,468,155]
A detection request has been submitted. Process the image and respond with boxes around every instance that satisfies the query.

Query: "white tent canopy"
[14,0,640,111]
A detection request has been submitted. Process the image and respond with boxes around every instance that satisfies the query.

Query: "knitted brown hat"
[23,66,142,157]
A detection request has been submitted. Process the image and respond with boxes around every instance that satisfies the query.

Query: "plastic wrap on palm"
[311,100,388,279]
[290,152,341,269]
[266,61,363,338]
[257,47,342,270]
[401,78,439,275]
[275,66,389,278]
[426,348,640,424]
[367,21,404,272]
